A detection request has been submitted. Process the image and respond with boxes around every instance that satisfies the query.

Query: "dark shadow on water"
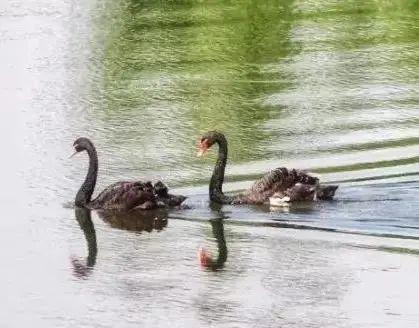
[71,207,97,279]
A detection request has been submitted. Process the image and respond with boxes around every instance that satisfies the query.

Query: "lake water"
[1,0,419,327]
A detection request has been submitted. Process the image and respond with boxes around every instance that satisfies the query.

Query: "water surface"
[1,0,419,327]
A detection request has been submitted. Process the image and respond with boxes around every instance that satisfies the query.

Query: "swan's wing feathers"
[91,181,157,210]
[294,169,319,185]
[249,167,289,194]
[250,167,318,195]
[90,180,185,210]
[240,168,293,204]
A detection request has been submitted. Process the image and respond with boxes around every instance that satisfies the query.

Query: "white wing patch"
[269,195,291,206]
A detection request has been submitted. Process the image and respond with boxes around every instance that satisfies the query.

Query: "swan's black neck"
[209,133,233,204]
[75,143,98,207]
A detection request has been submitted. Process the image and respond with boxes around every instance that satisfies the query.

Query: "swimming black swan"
[71,137,186,210]
[197,131,338,205]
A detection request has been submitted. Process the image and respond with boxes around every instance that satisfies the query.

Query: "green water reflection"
[88,0,419,187]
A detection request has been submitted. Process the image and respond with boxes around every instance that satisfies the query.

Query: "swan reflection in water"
[72,207,169,279]
[198,204,228,271]
[72,207,97,279]
[97,208,168,232]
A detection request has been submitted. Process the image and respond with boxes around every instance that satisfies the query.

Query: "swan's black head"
[71,137,94,156]
[197,131,225,157]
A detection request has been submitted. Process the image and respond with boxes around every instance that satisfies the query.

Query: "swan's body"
[197,131,338,205]
[72,137,186,210]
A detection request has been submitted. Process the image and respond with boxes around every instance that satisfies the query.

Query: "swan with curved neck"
[72,138,98,207]
[197,132,232,204]
[197,131,338,205]
[71,137,186,210]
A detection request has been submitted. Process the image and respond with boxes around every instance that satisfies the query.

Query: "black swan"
[71,137,186,210]
[197,131,338,205]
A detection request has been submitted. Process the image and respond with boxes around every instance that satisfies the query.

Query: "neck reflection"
[72,207,97,279]
[199,204,228,270]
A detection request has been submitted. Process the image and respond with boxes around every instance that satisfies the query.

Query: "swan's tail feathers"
[153,181,169,197]
[166,194,187,207]
[315,185,338,200]
[153,181,187,207]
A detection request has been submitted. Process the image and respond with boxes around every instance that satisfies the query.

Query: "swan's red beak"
[197,139,210,157]
[69,151,78,158]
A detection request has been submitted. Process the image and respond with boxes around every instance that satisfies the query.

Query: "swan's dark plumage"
[198,131,338,204]
[153,180,187,206]
[250,168,318,195]
[72,137,186,210]
[269,183,317,204]
[235,167,320,204]
[88,181,156,210]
